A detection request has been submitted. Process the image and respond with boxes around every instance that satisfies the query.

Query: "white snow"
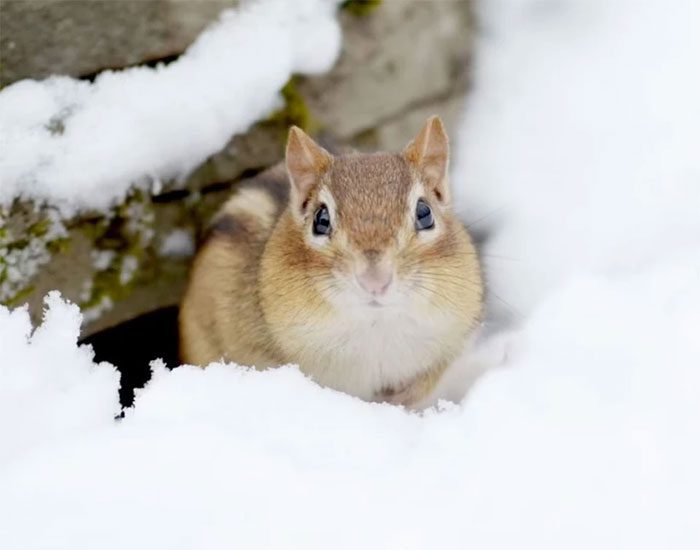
[453,0,700,320]
[158,228,196,259]
[0,0,342,214]
[0,293,120,468]
[2,0,700,548]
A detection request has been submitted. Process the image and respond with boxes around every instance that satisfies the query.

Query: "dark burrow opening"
[80,306,180,408]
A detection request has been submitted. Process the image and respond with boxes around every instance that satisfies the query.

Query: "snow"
[0,0,342,214]
[0,293,120,468]
[453,0,700,321]
[2,0,700,548]
[158,228,196,259]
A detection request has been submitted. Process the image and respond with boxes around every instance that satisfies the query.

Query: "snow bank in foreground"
[1,283,699,548]
[2,0,700,548]
[0,294,120,468]
[0,0,341,214]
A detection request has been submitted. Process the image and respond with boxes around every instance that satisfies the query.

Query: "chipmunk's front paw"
[376,383,420,408]
[376,366,445,409]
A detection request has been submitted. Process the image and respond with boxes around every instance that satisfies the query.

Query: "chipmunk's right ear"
[286,126,332,212]
[403,115,450,204]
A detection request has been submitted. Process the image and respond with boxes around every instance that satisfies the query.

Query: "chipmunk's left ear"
[286,126,332,214]
[403,115,450,204]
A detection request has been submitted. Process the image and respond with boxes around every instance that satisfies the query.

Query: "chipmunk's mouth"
[364,295,404,309]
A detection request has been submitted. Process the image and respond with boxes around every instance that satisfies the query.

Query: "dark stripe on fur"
[204,213,256,243]
[236,173,289,212]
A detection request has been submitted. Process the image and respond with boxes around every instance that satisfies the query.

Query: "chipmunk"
[179,116,483,407]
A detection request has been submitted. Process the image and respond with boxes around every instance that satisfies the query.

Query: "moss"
[81,257,135,310]
[28,218,51,237]
[267,76,316,133]
[5,285,35,307]
[341,0,382,17]
[78,191,155,313]
[0,205,70,306]
[46,237,70,255]
[1,189,156,313]
[6,237,30,251]
[79,217,110,241]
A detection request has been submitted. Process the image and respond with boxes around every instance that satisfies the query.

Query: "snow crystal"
[90,249,116,271]
[118,255,139,286]
[0,0,342,214]
[158,228,195,258]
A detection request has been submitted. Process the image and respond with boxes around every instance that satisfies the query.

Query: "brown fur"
[180,117,484,407]
[179,165,288,368]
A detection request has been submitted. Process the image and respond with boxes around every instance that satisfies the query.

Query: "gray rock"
[1,0,233,86]
[301,0,473,141]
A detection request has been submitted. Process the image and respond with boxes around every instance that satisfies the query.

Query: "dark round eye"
[415,199,434,231]
[312,204,332,236]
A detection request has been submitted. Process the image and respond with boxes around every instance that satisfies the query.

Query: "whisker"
[463,206,506,229]
[410,282,469,310]
[487,290,522,318]
[480,253,522,262]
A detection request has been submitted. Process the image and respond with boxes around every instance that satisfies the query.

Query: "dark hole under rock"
[80,306,180,408]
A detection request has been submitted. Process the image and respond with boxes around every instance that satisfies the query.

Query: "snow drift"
[454,0,700,319]
[1,0,700,548]
[0,0,341,214]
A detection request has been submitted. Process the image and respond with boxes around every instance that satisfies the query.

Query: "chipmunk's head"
[283,116,482,315]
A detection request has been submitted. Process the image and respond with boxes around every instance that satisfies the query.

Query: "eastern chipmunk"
[179,116,483,407]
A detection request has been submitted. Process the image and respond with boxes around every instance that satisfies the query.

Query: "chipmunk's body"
[180,117,483,407]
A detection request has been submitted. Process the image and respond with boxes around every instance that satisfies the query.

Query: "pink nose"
[357,268,393,296]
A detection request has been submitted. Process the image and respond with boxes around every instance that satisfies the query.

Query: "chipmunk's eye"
[312,204,332,236]
[415,199,434,231]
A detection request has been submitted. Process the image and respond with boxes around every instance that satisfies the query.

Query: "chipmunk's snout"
[356,267,393,296]
[355,249,394,297]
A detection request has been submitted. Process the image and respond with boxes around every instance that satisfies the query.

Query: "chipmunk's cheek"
[311,264,348,306]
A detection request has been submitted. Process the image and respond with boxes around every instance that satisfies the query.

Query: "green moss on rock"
[5,285,35,307]
[0,205,69,306]
[341,0,382,17]
[78,190,155,317]
[81,256,135,310]
[267,76,315,133]
[28,218,51,237]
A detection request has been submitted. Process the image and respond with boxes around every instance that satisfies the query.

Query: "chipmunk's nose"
[356,266,393,296]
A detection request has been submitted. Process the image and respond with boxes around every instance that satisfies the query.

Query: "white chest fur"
[289,306,455,401]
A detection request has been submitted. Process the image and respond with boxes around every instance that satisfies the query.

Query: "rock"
[1,0,233,86]
[301,0,473,142]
